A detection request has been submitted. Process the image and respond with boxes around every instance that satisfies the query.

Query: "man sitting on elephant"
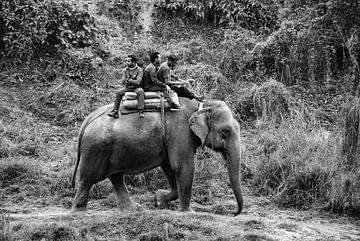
[108,55,145,118]
[142,52,181,109]
[157,54,204,102]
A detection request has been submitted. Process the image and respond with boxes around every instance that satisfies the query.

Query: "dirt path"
[4,192,360,241]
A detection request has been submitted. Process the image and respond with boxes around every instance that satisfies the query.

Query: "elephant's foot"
[71,206,87,213]
[118,199,141,211]
[176,207,196,215]
[154,189,168,209]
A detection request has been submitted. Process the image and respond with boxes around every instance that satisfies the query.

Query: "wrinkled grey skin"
[71,98,243,215]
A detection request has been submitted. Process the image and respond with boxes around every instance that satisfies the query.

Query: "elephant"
[71,98,243,215]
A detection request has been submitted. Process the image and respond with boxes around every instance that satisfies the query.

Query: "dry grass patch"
[10,210,219,241]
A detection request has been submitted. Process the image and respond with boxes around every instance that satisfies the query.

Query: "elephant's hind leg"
[72,179,93,212]
[155,163,179,208]
[72,149,110,212]
[109,173,139,210]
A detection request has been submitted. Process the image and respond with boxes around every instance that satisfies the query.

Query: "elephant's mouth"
[221,140,228,160]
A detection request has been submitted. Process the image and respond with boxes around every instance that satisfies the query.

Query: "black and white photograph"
[0,0,359,240]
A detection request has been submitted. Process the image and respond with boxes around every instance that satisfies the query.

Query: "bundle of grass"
[342,97,360,168]
[232,78,291,124]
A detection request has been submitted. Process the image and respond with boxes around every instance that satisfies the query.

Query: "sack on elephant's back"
[124,91,160,100]
[122,90,180,110]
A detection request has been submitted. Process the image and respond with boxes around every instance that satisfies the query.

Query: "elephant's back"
[82,99,198,141]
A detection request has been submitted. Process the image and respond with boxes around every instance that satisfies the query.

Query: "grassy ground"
[1,0,360,240]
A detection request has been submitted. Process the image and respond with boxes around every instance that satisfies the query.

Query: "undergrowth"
[0,0,359,223]
[243,101,360,215]
[9,211,218,241]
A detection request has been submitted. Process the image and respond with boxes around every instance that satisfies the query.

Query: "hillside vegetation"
[0,0,360,240]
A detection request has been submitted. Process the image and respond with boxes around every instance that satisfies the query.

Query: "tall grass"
[342,97,360,168]
[0,212,11,241]
[239,85,360,215]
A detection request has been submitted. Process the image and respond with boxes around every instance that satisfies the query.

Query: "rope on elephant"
[88,106,113,127]
[160,94,165,141]
[211,107,214,150]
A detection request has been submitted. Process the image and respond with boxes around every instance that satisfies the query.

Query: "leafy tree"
[157,0,279,33]
[0,0,98,63]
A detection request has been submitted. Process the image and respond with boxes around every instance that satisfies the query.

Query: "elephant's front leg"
[109,173,139,210]
[155,163,179,208]
[175,158,195,212]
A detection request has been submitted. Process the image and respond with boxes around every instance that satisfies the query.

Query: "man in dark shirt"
[157,54,204,101]
[142,52,181,108]
[108,55,145,118]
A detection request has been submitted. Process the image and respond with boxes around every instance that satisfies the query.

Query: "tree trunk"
[308,46,316,92]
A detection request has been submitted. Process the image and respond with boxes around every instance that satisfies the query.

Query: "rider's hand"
[187,79,195,85]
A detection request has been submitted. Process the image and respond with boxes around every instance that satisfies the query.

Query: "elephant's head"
[189,100,243,215]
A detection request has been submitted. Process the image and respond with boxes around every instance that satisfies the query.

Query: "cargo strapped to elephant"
[119,91,180,115]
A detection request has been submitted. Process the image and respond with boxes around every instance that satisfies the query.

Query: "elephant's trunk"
[223,141,243,216]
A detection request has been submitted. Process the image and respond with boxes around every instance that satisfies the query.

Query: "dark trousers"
[144,86,174,104]
[113,87,144,111]
[170,85,195,99]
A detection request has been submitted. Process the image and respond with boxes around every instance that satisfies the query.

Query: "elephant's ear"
[189,107,211,148]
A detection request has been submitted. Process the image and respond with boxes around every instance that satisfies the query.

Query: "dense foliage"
[0,0,98,63]
[156,0,360,95]
[157,0,279,33]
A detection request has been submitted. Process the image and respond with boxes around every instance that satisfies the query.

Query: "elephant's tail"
[71,131,82,189]
[71,113,91,189]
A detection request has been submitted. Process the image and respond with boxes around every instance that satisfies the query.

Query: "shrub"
[328,170,360,216]
[229,78,291,123]
[245,108,359,214]
[0,163,32,187]
[0,213,11,241]
[217,28,259,82]
[0,0,98,63]
[174,63,231,100]
[342,97,360,168]
[156,0,279,33]
[25,79,95,126]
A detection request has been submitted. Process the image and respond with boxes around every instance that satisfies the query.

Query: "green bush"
[0,0,98,63]
[156,0,279,33]
[245,107,360,214]
[0,213,11,241]
[250,123,335,209]
[174,63,231,99]
[228,78,291,123]
[328,170,360,216]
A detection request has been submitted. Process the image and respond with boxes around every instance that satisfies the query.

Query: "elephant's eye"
[221,128,231,137]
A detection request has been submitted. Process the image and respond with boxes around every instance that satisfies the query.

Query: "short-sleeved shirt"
[121,65,143,89]
[157,62,171,85]
[142,63,166,90]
